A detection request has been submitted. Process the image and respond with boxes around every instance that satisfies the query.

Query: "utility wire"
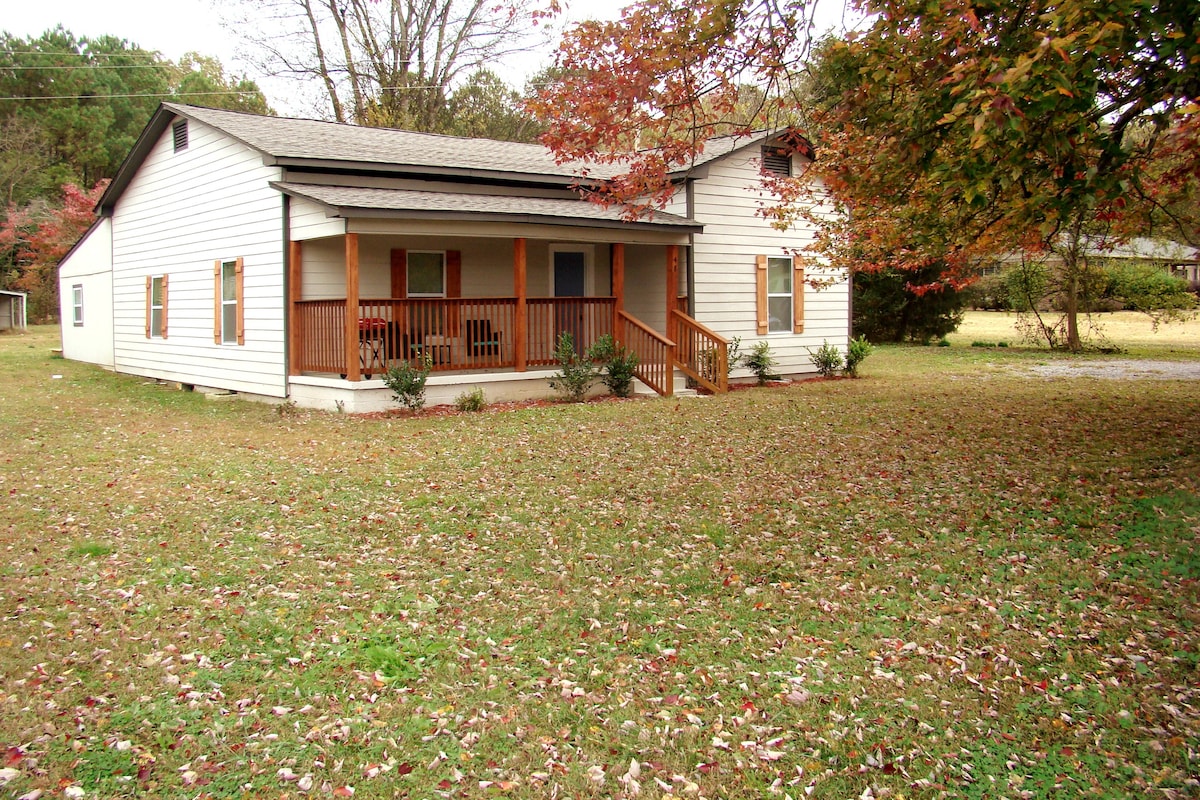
[0,90,265,101]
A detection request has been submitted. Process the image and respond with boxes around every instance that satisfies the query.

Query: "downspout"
[281,194,291,397]
[685,179,696,317]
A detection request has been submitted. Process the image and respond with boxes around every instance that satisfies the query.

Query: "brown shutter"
[213,260,222,343]
[145,276,152,338]
[446,250,462,297]
[755,255,768,335]
[792,257,804,334]
[390,249,407,298]
[160,275,169,339]
[235,257,245,345]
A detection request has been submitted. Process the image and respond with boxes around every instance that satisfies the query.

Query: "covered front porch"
[287,231,728,401]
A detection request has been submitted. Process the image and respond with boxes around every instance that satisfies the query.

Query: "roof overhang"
[273,182,704,233]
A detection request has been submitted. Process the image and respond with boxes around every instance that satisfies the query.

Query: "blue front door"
[554,251,586,353]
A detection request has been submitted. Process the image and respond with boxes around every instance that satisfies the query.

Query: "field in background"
[1,325,1198,799]
[949,310,1200,358]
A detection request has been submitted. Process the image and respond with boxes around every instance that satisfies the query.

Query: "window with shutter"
[146,275,167,338]
[214,258,244,345]
[756,255,804,334]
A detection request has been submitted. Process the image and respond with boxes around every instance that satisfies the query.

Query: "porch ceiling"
[272,181,703,234]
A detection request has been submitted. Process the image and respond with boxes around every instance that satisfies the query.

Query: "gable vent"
[172,119,189,152]
[761,146,791,177]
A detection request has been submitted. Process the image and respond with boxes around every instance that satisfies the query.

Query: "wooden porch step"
[633,368,700,398]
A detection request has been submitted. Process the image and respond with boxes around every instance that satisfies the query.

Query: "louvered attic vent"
[761,146,791,177]
[172,119,188,152]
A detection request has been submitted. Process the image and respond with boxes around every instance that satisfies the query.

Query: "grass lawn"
[1,320,1198,799]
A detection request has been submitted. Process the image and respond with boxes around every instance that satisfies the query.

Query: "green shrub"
[726,336,743,375]
[808,341,843,377]
[454,387,486,412]
[970,340,995,348]
[548,332,599,402]
[745,340,781,384]
[588,334,639,398]
[937,338,951,347]
[382,353,433,411]
[843,335,874,378]
[1103,261,1197,317]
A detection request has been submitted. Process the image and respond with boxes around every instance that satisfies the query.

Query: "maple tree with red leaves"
[533,0,1199,350]
[0,180,107,322]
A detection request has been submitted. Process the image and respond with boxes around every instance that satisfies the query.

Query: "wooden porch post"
[288,240,302,375]
[345,233,361,381]
[665,243,679,326]
[612,242,625,343]
[514,237,527,372]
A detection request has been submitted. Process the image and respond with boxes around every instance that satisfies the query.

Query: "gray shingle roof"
[168,103,772,182]
[170,103,606,181]
[273,182,702,230]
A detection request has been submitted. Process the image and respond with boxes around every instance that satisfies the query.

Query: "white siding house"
[56,103,849,411]
[57,218,114,366]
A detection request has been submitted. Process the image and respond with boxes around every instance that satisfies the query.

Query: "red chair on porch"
[358,317,388,376]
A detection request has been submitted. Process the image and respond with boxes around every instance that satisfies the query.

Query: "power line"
[1,64,177,71]
[0,90,265,101]
[3,49,165,61]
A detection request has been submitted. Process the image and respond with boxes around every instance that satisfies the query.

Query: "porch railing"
[670,309,729,394]
[527,297,615,365]
[293,297,618,377]
[617,310,675,397]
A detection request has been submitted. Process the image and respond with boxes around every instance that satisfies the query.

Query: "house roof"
[1098,237,1199,263]
[272,182,703,232]
[97,102,793,216]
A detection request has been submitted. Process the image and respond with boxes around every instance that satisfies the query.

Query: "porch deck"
[293,296,617,376]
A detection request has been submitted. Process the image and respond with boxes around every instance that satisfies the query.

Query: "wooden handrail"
[670,309,729,394]
[292,296,620,378]
[617,310,675,397]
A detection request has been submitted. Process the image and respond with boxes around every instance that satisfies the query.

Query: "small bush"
[970,340,995,348]
[383,353,433,411]
[937,338,951,347]
[548,332,599,402]
[745,340,781,384]
[843,335,874,378]
[454,387,486,412]
[808,341,843,378]
[998,341,1009,348]
[588,334,639,398]
[726,336,743,375]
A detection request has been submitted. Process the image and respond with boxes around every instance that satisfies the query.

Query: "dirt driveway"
[1024,359,1200,380]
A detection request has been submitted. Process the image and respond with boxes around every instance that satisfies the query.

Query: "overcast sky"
[7,0,862,116]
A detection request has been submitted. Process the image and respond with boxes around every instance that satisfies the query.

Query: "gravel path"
[1023,359,1200,380]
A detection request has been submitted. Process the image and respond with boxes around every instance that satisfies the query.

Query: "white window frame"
[220,261,238,344]
[407,250,447,298]
[150,276,166,338]
[548,244,594,296]
[72,284,84,327]
[766,256,793,334]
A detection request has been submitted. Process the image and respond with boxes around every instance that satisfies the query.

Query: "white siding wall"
[111,118,286,396]
[689,148,848,377]
[291,197,346,240]
[622,245,666,332]
[58,218,115,368]
[297,234,616,301]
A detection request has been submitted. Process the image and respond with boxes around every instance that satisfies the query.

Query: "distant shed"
[0,290,27,331]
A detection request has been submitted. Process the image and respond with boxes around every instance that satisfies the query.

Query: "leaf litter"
[1,326,1199,798]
